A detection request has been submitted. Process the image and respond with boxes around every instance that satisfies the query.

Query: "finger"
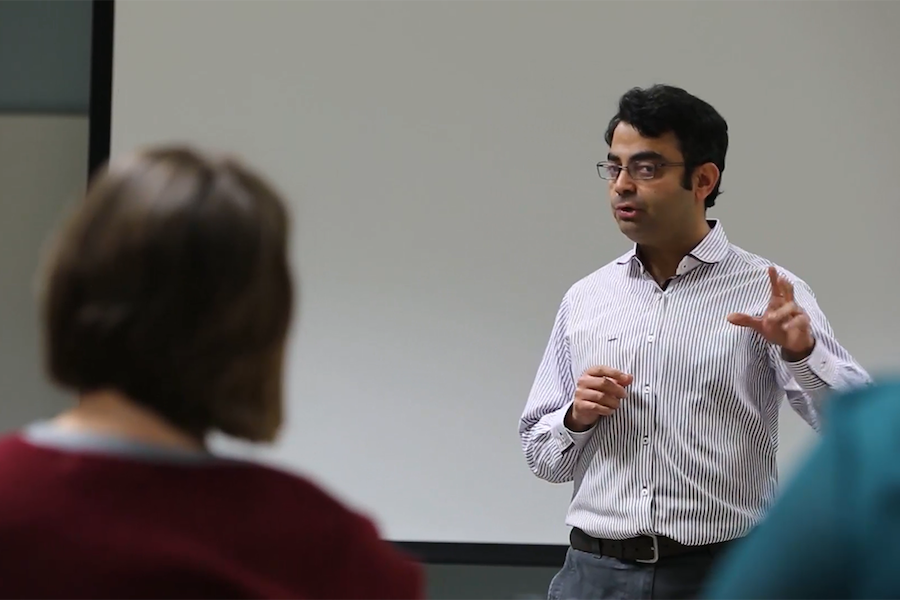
[575,389,621,411]
[779,277,795,304]
[583,366,633,386]
[767,266,782,297]
[782,312,810,333]
[578,376,628,399]
[727,312,762,330]
[577,401,615,418]
[578,375,610,391]
[763,303,799,327]
[596,377,628,400]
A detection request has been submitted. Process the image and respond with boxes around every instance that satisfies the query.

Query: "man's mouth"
[615,204,641,218]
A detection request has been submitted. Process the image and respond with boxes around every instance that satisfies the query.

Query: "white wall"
[110,1,900,545]
[0,115,87,432]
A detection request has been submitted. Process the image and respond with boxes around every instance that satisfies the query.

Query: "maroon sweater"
[0,428,423,599]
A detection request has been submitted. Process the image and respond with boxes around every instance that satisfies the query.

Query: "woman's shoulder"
[226,457,360,516]
[827,379,900,446]
[827,379,900,496]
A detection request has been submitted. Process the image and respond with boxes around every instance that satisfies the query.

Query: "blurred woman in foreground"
[0,146,423,599]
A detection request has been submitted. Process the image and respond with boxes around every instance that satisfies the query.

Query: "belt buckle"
[635,533,659,564]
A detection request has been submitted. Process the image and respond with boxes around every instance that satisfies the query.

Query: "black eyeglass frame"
[596,160,686,181]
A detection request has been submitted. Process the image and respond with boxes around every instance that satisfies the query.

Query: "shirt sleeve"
[518,294,594,484]
[770,276,871,431]
[701,394,854,599]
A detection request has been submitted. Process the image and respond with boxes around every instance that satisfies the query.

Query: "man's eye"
[634,163,656,176]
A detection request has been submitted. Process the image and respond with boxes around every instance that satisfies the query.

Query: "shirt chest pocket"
[568,319,639,378]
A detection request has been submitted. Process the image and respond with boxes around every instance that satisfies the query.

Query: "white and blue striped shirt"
[519,220,870,546]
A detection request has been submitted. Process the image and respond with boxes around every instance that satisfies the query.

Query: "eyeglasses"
[596,160,685,181]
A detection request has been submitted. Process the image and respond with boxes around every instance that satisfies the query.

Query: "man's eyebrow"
[607,150,667,163]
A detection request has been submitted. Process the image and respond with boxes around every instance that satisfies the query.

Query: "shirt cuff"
[783,340,838,390]
[548,402,596,453]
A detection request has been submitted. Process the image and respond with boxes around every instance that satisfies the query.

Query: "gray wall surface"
[0,114,88,432]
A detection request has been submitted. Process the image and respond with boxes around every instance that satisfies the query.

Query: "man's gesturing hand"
[727,266,816,360]
[565,366,634,432]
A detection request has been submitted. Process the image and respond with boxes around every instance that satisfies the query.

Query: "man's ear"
[693,162,720,204]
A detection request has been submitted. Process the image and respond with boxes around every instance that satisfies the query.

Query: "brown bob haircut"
[40,145,294,442]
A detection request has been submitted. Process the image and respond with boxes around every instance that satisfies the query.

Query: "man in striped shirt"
[519,84,870,600]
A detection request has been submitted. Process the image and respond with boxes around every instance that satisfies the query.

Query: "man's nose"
[613,168,637,196]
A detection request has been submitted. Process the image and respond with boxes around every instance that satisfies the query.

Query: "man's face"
[605,122,699,246]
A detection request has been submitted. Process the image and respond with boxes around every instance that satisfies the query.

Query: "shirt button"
[642,437,649,445]
[647,334,655,343]
[641,487,649,497]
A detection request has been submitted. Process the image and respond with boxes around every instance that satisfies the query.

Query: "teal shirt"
[703,380,900,599]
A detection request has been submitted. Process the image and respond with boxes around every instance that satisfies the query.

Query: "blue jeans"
[548,547,724,600]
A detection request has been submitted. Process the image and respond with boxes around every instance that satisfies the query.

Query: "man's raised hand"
[727,266,815,359]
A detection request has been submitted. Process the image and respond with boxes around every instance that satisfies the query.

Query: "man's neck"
[52,390,206,452]
[638,221,711,285]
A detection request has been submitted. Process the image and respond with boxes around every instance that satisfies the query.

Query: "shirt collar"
[615,219,730,266]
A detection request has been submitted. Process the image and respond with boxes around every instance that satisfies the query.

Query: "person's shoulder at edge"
[0,431,344,523]
[140,450,425,599]
[810,375,900,453]
[820,375,900,462]
[0,432,25,453]
[0,432,425,599]
[235,459,425,599]
[701,378,900,599]
[0,431,50,470]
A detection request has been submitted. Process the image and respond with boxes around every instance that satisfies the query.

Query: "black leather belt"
[570,527,734,564]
